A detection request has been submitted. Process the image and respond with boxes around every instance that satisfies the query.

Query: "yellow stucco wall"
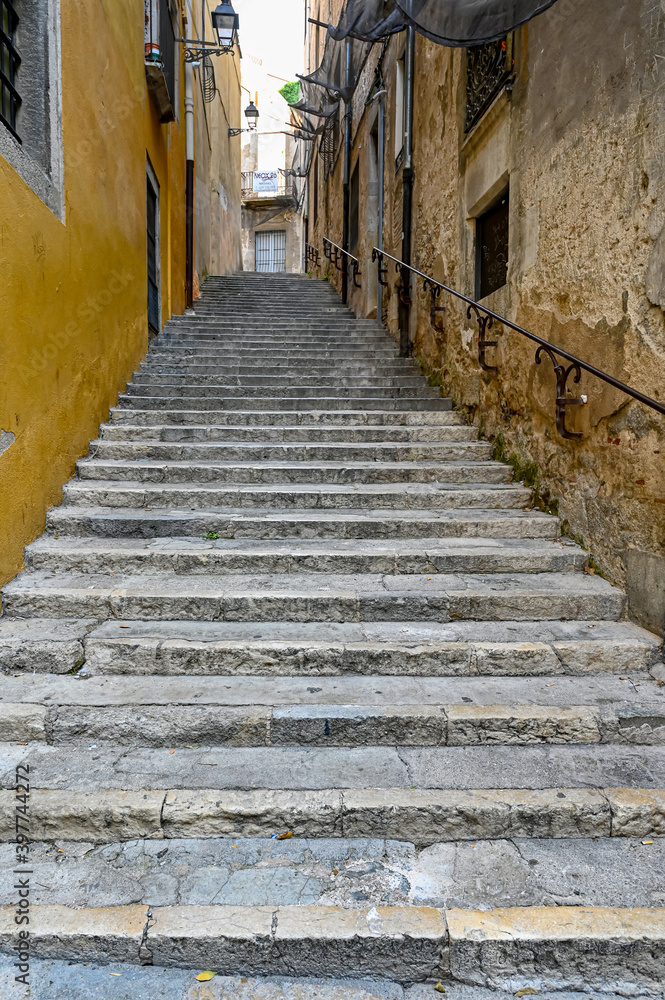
[0,0,240,588]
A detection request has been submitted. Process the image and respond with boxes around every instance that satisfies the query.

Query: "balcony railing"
[241,169,296,202]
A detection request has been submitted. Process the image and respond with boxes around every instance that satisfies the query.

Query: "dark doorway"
[349,161,359,255]
[147,174,160,333]
[476,189,509,299]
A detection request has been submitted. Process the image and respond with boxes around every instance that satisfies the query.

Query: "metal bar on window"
[0,0,21,142]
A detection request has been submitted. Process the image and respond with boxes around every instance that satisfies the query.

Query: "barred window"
[0,0,21,141]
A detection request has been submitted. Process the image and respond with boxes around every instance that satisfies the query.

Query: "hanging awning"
[328,0,560,47]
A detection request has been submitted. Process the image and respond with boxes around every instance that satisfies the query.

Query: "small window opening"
[0,0,21,141]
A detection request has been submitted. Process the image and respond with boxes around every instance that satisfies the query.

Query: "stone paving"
[0,274,663,994]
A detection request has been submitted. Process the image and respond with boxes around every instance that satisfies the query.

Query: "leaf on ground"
[195,970,218,981]
[515,989,539,997]
[277,831,294,840]
[434,981,446,993]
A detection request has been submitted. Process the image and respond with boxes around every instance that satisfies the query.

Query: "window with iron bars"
[0,0,21,141]
[465,35,513,134]
[320,107,341,179]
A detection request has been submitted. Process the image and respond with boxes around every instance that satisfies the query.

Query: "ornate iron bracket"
[535,346,584,439]
[424,278,446,331]
[372,248,389,287]
[467,304,498,375]
[395,261,412,306]
[350,259,362,288]
[305,243,321,268]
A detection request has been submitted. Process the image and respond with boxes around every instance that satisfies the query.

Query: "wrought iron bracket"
[395,261,412,306]
[535,346,585,440]
[372,248,389,287]
[177,40,235,63]
[467,304,498,375]
[424,278,445,330]
[351,260,362,288]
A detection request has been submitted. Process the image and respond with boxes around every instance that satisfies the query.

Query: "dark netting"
[327,0,560,46]
[298,31,372,102]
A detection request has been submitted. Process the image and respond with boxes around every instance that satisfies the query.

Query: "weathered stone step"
[108,408,462,427]
[132,373,428,388]
[117,394,453,411]
[45,505,559,540]
[140,361,416,375]
[87,440,493,463]
[1,962,656,1000]
[151,346,402,359]
[124,384,442,400]
[1,902,663,986]
[2,673,662,747]
[2,777,664,844]
[2,570,624,622]
[99,422,477,443]
[26,537,584,576]
[7,743,665,796]
[1,617,657,677]
[60,480,530,511]
[2,836,664,912]
[76,460,506,486]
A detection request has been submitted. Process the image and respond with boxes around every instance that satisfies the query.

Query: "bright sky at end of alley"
[235,0,307,87]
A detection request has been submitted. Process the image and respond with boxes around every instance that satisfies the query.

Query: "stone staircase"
[0,272,664,998]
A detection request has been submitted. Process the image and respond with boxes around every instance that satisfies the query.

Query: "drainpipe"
[377,91,385,321]
[399,24,415,356]
[185,3,195,308]
[341,37,352,305]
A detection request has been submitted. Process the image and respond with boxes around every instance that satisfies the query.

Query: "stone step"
[45,506,559,540]
[87,440,492,463]
[7,741,665,795]
[108,408,463,427]
[151,346,402,359]
[116,395,453,411]
[132,374,429,388]
[2,835,665,911]
[99,423,477,443]
[1,617,657,677]
[140,362,417,375]
[2,569,625,622]
[74,460,511,487]
[1,672,662,747]
[1,902,663,986]
[1,962,657,1000]
[60,480,530,510]
[124,384,442,400]
[25,537,585,576]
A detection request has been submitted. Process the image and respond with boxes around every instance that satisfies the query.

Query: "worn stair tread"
[1,963,653,1000]
[24,536,586,577]
[1,671,658,707]
[1,836,664,910]
[108,408,463,425]
[5,743,665,791]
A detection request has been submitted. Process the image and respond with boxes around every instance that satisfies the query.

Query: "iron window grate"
[465,36,513,134]
[0,0,21,141]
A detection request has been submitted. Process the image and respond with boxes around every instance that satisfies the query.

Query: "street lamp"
[212,2,239,48]
[228,100,260,137]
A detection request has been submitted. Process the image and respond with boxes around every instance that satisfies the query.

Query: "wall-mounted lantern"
[228,99,260,137]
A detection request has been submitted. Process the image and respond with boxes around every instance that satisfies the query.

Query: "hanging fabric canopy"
[328,0,560,47]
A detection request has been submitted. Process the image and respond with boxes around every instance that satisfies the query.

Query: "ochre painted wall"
[0,0,239,589]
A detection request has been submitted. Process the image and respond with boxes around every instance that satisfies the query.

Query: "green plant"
[204,531,220,540]
[278,81,301,105]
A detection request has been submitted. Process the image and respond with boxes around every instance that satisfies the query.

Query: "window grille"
[320,108,340,179]
[465,35,513,134]
[0,0,21,141]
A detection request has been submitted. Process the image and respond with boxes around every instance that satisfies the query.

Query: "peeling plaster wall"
[308,0,665,634]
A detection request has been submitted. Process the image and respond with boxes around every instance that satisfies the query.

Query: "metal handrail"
[323,236,361,287]
[372,247,665,439]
